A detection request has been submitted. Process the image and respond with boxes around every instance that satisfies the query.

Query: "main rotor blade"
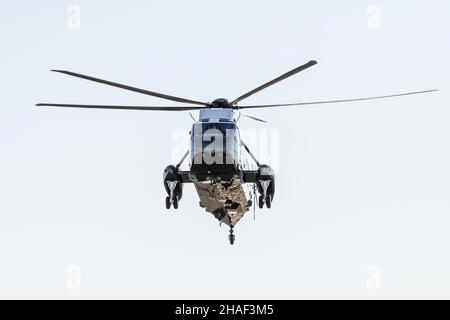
[51,70,209,106]
[241,114,267,123]
[236,89,439,109]
[231,60,318,105]
[35,103,204,111]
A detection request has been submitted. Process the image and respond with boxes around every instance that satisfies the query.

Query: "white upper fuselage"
[198,108,235,122]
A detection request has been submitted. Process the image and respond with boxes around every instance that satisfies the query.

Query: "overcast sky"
[0,0,449,299]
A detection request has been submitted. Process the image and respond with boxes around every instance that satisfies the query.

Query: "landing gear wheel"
[258,196,264,209]
[172,196,179,209]
[265,195,271,209]
[165,196,171,209]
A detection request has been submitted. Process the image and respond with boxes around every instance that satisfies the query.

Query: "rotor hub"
[211,98,231,109]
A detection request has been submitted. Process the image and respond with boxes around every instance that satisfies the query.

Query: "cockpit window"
[190,121,240,166]
[201,122,235,134]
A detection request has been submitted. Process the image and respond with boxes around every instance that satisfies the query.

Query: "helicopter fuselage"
[163,108,275,231]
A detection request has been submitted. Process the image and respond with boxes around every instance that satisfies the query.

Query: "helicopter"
[36,60,437,244]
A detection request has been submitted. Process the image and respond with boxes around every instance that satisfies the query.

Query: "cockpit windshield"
[190,121,240,166]
[200,122,235,134]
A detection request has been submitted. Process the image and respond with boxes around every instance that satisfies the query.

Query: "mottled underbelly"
[194,179,249,226]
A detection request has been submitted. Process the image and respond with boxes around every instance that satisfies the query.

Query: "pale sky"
[0,0,449,299]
